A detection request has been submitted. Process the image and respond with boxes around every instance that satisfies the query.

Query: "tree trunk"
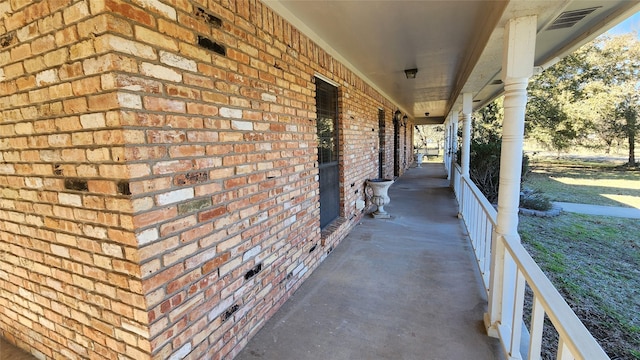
[627,110,637,165]
[624,105,637,166]
[629,129,636,165]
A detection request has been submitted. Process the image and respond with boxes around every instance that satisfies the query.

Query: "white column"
[485,16,537,345]
[460,93,472,177]
[451,112,458,156]
[449,112,459,186]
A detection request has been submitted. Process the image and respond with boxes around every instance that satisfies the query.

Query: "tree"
[617,92,638,165]
[414,124,444,150]
[473,97,503,143]
[594,34,640,165]
[526,49,590,153]
[526,33,640,165]
[564,81,620,153]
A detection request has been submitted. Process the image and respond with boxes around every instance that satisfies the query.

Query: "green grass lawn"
[518,158,640,359]
[525,159,640,208]
[519,213,640,359]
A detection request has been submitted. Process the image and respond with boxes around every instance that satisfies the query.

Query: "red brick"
[88,93,119,111]
[144,97,186,113]
[31,35,56,55]
[166,116,204,129]
[11,43,31,62]
[55,25,79,46]
[134,25,178,51]
[63,1,90,25]
[104,0,155,27]
[166,268,201,294]
[198,206,227,222]
[72,76,102,95]
[59,62,85,80]
[158,19,194,42]
[142,263,185,293]
[16,76,36,91]
[159,215,197,237]
[63,97,88,113]
[87,180,116,194]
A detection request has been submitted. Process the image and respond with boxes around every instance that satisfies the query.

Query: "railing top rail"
[501,234,610,360]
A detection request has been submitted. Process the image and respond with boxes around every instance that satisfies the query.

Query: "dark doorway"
[378,109,385,179]
[403,124,407,170]
[316,78,340,229]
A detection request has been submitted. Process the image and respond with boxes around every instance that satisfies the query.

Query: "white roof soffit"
[262,1,640,124]
[262,0,413,116]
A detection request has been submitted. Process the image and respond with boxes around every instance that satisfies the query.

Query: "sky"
[607,11,640,36]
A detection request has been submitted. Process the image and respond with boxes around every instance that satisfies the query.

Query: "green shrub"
[519,188,552,211]
[459,139,530,204]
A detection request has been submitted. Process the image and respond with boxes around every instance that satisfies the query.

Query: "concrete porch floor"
[236,163,503,360]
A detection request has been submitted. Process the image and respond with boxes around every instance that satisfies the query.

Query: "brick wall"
[0,0,152,358]
[0,0,413,359]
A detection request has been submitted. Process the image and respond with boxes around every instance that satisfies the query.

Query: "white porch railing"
[455,163,494,291]
[452,165,609,360]
[451,162,460,200]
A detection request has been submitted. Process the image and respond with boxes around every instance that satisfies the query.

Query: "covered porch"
[236,163,502,360]
[1,0,638,359]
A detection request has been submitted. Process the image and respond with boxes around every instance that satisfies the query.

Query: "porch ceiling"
[264,0,640,125]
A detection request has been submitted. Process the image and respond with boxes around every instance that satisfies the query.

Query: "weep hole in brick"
[244,263,262,280]
[0,32,16,48]
[64,178,88,191]
[197,36,226,56]
[195,7,222,28]
[221,304,239,322]
[117,181,131,195]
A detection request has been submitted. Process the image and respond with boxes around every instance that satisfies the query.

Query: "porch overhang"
[264,0,640,123]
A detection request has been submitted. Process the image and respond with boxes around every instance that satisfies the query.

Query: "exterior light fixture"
[394,110,402,123]
[402,115,408,126]
[404,68,418,79]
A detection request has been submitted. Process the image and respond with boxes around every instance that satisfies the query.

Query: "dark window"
[316,81,338,165]
[316,78,340,228]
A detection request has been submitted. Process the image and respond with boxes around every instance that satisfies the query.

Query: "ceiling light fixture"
[404,68,418,79]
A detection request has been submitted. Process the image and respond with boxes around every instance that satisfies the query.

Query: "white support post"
[445,115,453,174]
[451,112,458,154]
[451,112,458,152]
[485,16,537,350]
[449,111,459,188]
[460,93,472,177]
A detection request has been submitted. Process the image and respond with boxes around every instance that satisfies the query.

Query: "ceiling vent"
[547,7,601,30]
